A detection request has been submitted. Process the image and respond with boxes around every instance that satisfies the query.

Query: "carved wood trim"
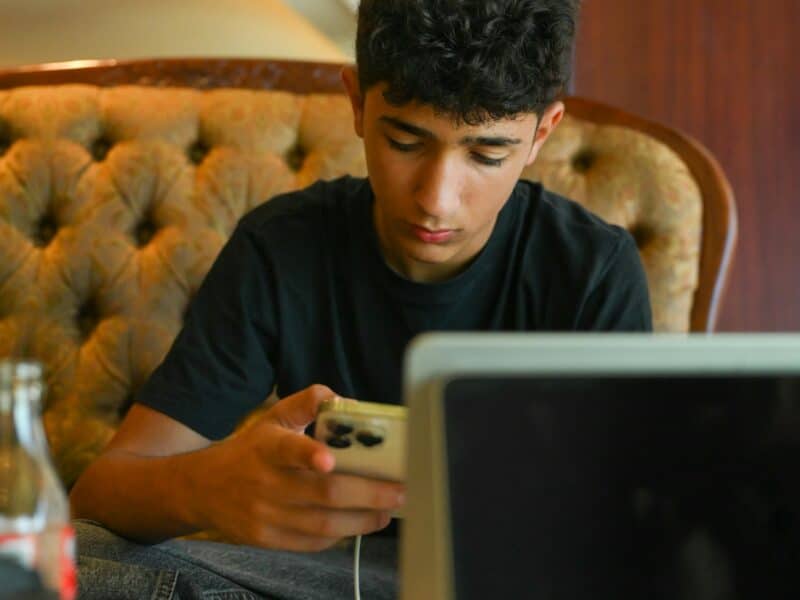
[0,57,347,93]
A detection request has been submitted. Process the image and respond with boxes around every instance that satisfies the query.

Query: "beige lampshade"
[0,0,348,68]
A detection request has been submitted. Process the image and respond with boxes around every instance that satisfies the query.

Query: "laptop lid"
[400,333,800,600]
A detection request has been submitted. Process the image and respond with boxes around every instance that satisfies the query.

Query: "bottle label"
[60,525,77,600]
[0,524,76,600]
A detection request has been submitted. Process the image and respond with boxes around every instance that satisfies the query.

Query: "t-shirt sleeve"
[576,232,654,332]
[135,223,278,440]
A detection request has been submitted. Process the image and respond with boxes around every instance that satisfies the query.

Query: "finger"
[285,470,406,511]
[250,523,342,553]
[267,384,336,431]
[266,426,334,473]
[268,505,392,539]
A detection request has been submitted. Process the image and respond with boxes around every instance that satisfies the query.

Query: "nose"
[413,154,462,221]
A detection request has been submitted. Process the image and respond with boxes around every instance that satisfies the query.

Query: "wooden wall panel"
[573,0,800,331]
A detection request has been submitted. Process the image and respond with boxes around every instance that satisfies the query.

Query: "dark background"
[573,0,800,331]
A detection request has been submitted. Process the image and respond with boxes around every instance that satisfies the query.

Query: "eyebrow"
[379,116,522,147]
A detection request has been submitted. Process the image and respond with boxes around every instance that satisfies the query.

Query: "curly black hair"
[356,0,579,125]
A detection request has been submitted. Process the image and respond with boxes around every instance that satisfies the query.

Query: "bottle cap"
[0,360,43,383]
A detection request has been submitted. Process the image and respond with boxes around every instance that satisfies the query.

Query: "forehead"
[363,84,539,139]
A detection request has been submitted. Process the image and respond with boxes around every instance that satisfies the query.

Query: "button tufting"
[188,139,210,165]
[630,225,654,248]
[77,298,100,339]
[285,141,307,172]
[118,394,135,418]
[571,149,596,173]
[33,214,58,247]
[135,219,156,247]
[91,136,112,161]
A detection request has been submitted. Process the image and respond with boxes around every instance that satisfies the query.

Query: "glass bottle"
[0,360,76,600]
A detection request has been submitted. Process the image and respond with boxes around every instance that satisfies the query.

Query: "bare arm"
[69,386,406,549]
[69,403,216,542]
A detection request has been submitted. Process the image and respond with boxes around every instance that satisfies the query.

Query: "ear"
[524,101,565,166]
[341,66,365,139]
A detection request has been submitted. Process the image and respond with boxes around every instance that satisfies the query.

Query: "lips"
[411,225,456,244]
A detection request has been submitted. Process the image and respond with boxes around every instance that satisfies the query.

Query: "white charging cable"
[353,534,363,600]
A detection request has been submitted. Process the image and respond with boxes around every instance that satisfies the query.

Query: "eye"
[471,152,507,167]
[387,137,422,152]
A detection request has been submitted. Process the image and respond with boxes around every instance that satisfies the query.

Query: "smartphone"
[314,396,407,482]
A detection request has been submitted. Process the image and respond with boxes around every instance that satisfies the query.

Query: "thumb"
[267,384,336,432]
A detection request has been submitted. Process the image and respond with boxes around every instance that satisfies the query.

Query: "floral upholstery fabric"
[0,85,701,486]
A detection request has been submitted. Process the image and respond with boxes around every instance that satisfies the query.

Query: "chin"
[404,243,457,265]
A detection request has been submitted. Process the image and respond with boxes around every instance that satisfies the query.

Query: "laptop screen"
[443,375,800,599]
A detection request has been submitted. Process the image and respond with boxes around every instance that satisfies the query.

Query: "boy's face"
[342,67,563,283]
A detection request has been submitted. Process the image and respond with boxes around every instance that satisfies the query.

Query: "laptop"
[399,333,800,600]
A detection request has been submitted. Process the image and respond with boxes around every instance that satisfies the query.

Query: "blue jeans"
[75,520,398,600]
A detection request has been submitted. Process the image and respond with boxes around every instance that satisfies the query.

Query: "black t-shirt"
[137,176,652,439]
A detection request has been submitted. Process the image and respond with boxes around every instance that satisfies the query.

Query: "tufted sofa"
[0,59,736,489]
